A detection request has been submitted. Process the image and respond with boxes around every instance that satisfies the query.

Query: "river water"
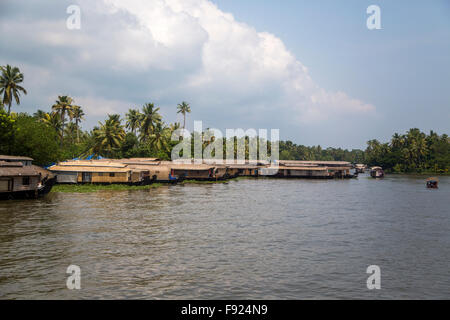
[0,174,449,299]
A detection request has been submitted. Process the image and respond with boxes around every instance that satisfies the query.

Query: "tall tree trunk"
[183,113,186,129]
[76,119,80,143]
[8,102,11,115]
[61,110,65,147]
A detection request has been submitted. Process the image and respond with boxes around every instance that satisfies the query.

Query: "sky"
[0,0,449,149]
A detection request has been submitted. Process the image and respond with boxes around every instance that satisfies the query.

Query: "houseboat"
[370,166,385,178]
[168,162,218,181]
[49,160,151,185]
[0,155,55,200]
[274,160,354,179]
[355,164,366,174]
[426,177,439,189]
[118,159,178,183]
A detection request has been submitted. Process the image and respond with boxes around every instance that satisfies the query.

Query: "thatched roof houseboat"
[166,162,218,181]
[49,160,150,184]
[0,156,55,200]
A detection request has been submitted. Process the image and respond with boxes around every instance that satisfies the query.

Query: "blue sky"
[212,0,450,142]
[1,0,449,149]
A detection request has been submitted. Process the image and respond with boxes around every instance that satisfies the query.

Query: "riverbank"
[51,179,232,193]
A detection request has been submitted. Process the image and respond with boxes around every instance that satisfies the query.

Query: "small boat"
[355,164,366,174]
[370,166,384,178]
[426,177,439,189]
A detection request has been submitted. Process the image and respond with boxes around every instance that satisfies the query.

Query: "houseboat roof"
[49,165,132,173]
[118,159,162,166]
[0,161,23,167]
[371,166,383,170]
[170,164,215,171]
[127,158,161,162]
[57,160,127,168]
[0,165,41,177]
[278,160,351,166]
[225,164,260,169]
[426,177,439,182]
[0,155,33,161]
[278,165,328,171]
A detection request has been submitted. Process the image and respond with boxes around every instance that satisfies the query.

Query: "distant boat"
[426,177,439,189]
[370,166,384,178]
[355,164,366,174]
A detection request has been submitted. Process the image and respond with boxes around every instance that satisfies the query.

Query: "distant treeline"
[1,108,448,174]
[279,129,449,173]
[0,65,449,173]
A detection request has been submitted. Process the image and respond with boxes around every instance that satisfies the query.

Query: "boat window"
[22,177,30,186]
[109,173,115,177]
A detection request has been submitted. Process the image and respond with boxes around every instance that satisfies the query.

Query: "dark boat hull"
[0,177,56,200]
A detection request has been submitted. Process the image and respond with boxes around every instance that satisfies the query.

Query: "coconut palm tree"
[125,109,142,134]
[33,109,48,121]
[0,65,27,114]
[149,122,169,152]
[70,105,85,143]
[140,103,161,142]
[177,101,191,129]
[89,117,126,158]
[40,112,63,140]
[52,95,74,145]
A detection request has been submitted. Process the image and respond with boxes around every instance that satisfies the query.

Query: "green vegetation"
[0,64,449,174]
[51,183,164,193]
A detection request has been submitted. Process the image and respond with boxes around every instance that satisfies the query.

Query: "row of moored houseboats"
[1,155,385,200]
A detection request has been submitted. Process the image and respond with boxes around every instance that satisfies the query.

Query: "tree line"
[0,65,448,173]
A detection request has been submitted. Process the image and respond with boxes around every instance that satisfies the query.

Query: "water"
[0,174,449,299]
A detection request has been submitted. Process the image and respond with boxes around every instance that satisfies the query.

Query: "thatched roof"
[58,160,127,168]
[0,161,23,167]
[426,177,439,182]
[278,160,351,166]
[0,166,41,177]
[0,155,33,161]
[278,166,328,171]
[170,164,215,171]
[49,165,131,173]
[119,160,162,166]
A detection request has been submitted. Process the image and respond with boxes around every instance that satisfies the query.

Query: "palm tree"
[149,122,169,151]
[125,109,142,134]
[107,114,121,124]
[40,112,63,139]
[169,122,181,133]
[0,65,27,114]
[140,103,161,142]
[89,117,126,158]
[70,105,85,143]
[33,109,48,121]
[65,122,78,145]
[52,95,74,145]
[390,133,405,150]
[177,101,191,129]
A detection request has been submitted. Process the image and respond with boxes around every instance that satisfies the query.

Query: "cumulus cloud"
[0,0,375,145]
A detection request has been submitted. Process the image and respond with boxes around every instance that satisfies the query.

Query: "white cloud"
[1,0,375,144]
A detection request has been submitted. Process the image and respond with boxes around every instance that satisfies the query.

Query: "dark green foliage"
[7,114,60,165]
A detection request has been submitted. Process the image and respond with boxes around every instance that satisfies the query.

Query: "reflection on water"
[0,175,449,299]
